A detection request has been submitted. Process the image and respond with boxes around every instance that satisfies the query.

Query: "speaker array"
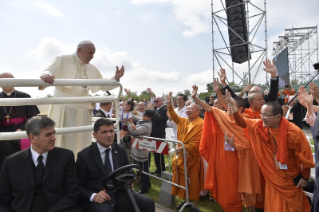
[225,0,251,64]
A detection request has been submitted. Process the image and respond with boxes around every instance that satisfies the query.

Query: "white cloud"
[131,0,211,38]
[25,38,70,62]
[33,2,63,17]
[139,13,157,22]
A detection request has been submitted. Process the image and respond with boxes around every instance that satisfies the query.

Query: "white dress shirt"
[167,106,187,140]
[90,142,114,202]
[30,146,49,167]
[100,108,112,118]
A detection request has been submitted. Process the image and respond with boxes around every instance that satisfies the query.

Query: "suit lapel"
[111,143,119,171]
[91,143,107,176]
[43,149,58,182]
[99,109,107,117]
[20,148,35,186]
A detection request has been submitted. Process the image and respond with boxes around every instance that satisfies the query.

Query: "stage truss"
[212,0,268,86]
[272,26,318,85]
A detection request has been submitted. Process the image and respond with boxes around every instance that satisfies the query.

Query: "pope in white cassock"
[39,40,124,156]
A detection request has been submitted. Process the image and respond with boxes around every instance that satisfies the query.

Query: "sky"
[0,0,318,98]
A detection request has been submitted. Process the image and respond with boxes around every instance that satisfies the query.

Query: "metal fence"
[129,135,201,212]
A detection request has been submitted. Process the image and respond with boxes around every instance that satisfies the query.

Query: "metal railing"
[130,135,201,212]
[0,79,123,144]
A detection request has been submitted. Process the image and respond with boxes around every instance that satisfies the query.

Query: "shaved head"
[0,72,14,78]
[186,103,201,121]
[248,86,264,96]
[189,103,200,111]
[0,72,15,93]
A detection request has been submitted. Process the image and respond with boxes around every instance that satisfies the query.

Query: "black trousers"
[85,190,155,212]
[154,152,166,173]
[138,161,151,192]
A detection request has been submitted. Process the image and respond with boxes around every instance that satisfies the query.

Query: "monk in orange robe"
[225,92,315,212]
[166,92,204,209]
[192,83,263,211]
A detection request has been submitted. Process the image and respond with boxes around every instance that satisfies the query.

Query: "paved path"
[155,203,176,212]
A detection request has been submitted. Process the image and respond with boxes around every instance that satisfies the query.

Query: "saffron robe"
[201,107,262,211]
[168,105,204,201]
[232,112,314,212]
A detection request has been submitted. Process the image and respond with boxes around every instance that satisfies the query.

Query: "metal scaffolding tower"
[272,26,318,85]
[211,0,268,86]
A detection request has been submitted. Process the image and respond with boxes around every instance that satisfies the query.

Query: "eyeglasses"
[260,113,278,118]
[154,101,159,103]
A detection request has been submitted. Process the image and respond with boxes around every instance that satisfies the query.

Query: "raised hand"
[308,82,319,102]
[166,92,173,106]
[124,88,131,95]
[115,65,125,81]
[212,78,220,92]
[299,86,313,105]
[225,89,235,106]
[146,88,153,94]
[263,59,277,78]
[282,105,289,116]
[243,84,252,92]
[218,68,227,86]
[191,85,198,98]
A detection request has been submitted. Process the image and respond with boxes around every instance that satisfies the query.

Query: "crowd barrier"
[129,135,201,212]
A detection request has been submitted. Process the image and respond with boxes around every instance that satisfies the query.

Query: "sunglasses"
[154,101,159,103]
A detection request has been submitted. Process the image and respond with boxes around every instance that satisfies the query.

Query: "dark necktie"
[104,149,112,176]
[37,155,44,178]
[104,149,115,206]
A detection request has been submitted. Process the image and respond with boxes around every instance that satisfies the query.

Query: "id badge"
[288,112,293,120]
[273,151,288,169]
[224,140,235,151]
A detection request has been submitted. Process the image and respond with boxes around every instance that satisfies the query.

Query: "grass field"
[133,155,225,212]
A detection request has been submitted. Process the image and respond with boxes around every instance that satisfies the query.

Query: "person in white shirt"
[39,40,124,156]
[167,94,188,140]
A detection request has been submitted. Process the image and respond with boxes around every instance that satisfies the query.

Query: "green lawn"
[133,155,225,212]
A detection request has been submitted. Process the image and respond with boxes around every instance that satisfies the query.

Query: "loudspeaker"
[225,0,251,64]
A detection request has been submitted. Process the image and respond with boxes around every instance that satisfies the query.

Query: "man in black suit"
[150,96,168,176]
[94,102,113,118]
[0,116,80,212]
[284,95,304,129]
[76,118,155,212]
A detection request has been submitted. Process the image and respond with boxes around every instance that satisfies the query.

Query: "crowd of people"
[0,40,319,212]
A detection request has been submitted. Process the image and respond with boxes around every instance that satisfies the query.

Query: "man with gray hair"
[39,40,125,156]
[219,59,279,108]
[0,116,81,212]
